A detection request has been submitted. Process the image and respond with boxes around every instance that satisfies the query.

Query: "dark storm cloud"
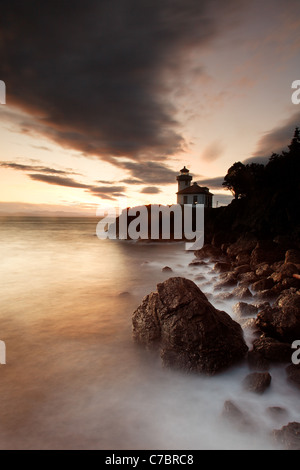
[196,176,224,190]
[119,161,178,184]
[0,162,70,175]
[28,173,126,199]
[121,178,144,185]
[244,111,300,165]
[140,186,161,194]
[0,0,242,173]
[89,185,125,196]
[29,174,90,188]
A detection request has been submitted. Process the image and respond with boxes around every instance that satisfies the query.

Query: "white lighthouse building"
[176,166,213,208]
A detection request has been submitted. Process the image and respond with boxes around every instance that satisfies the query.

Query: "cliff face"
[205,131,300,248]
[205,189,300,248]
[205,128,300,246]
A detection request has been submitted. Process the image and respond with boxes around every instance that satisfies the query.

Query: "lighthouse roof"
[180,166,189,173]
[177,182,213,196]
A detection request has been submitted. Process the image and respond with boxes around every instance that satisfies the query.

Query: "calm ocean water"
[0,216,299,450]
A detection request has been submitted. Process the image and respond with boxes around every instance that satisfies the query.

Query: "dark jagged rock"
[256,290,300,342]
[251,277,274,292]
[273,422,300,450]
[242,371,272,394]
[247,335,291,370]
[255,263,273,278]
[162,266,172,272]
[214,272,238,289]
[238,271,258,287]
[132,277,248,375]
[226,233,258,259]
[213,261,232,273]
[221,400,255,431]
[235,251,251,266]
[194,244,223,261]
[234,264,252,275]
[189,259,207,267]
[285,249,300,266]
[250,240,285,268]
[266,407,288,420]
[286,364,300,390]
[233,302,258,318]
[231,286,252,300]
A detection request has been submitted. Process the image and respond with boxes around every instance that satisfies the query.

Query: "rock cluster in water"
[132,233,300,449]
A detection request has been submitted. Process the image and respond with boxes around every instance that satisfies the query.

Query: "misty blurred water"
[0,216,299,450]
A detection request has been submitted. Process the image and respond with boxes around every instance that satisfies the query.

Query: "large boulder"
[132,277,248,375]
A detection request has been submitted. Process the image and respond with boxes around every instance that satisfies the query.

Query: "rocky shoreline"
[132,233,300,449]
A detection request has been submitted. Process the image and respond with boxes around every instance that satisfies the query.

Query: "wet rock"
[226,233,258,259]
[278,262,299,277]
[256,294,300,343]
[231,286,252,300]
[233,302,258,318]
[118,291,131,297]
[250,240,285,268]
[132,277,248,375]
[235,251,251,266]
[256,290,300,342]
[285,249,300,266]
[247,349,270,371]
[254,301,271,312]
[215,291,234,301]
[221,400,254,431]
[242,371,272,394]
[277,277,299,291]
[238,271,258,287]
[286,364,300,390]
[273,422,300,450]
[194,244,223,261]
[213,261,232,273]
[251,277,274,292]
[270,271,286,284]
[162,266,172,272]
[255,263,273,278]
[234,264,252,275]
[254,288,279,301]
[189,259,207,267]
[241,318,258,331]
[247,335,291,370]
[271,260,284,271]
[214,272,238,289]
[266,406,288,420]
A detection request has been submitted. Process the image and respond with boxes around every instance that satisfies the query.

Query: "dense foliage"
[207,128,300,242]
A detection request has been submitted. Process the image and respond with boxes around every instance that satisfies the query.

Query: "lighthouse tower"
[176,166,192,192]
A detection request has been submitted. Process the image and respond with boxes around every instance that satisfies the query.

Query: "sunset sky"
[0,0,300,215]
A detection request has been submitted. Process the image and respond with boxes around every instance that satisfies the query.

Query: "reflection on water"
[0,216,299,449]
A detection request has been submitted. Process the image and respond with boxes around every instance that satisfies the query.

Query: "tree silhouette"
[222,162,250,199]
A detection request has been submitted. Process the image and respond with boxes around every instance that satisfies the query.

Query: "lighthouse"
[176,166,213,208]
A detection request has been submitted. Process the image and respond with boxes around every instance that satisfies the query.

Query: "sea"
[0,216,299,450]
